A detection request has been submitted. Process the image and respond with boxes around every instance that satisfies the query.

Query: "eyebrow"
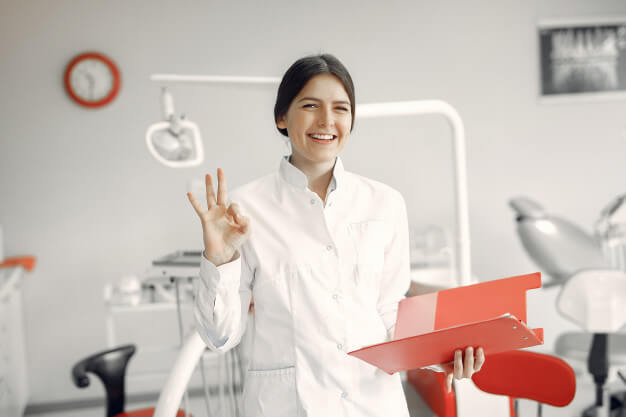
[297,97,351,106]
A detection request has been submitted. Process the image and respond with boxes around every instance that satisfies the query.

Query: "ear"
[276,114,287,130]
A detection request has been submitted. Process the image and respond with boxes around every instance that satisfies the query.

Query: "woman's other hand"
[444,346,485,393]
[187,168,251,266]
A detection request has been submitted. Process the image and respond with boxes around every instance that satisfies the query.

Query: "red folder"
[348,272,544,374]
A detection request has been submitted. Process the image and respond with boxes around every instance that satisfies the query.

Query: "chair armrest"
[70,344,136,389]
[71,360,91,388]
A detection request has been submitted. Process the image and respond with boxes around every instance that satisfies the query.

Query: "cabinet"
[104,271,247,399]
[0,267,29,417]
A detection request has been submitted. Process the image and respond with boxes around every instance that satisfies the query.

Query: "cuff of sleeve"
[199,251,242,286]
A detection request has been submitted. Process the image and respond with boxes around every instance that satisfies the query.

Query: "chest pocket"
[348,220,389,288]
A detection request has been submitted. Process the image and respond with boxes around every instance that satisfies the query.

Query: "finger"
[226,203,237,223]
[446,373,453,394]
[205,174,217,209]
[226,203,251,239]
[228,203,245,225]
[187,192,203,216]
[234,204,252,233]
[474,347,485,372]
[237,215,251,235]
[464,346,474,378]
[227,203,242,225]
[216,168,227,206]
[454,349,463,379]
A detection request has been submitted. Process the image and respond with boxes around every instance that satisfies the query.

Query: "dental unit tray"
[143,250,203,283]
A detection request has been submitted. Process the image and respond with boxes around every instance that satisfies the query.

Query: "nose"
[318,107,334,128]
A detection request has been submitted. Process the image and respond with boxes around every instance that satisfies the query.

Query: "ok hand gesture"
[187,168,251,266]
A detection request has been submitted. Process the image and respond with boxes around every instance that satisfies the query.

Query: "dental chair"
[555,268,626,417]
[509,195,626,416]
[408,350,576,417]
[71,344,190,417]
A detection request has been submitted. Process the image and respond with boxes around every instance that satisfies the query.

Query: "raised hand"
[187,168,251,266]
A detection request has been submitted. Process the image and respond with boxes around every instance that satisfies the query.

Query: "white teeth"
[311,134,335,140]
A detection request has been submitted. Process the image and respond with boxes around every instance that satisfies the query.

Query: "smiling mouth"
[308,133,337,142]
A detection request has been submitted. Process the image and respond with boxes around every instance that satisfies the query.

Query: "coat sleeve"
[377,190,411,341]
[193,243,254,353]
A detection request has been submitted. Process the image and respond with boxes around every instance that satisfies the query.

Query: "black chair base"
[582,391,626,417]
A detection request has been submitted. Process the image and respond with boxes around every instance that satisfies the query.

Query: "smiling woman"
[188,54,484,417]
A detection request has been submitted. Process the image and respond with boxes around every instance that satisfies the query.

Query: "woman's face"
[277,74,352,165]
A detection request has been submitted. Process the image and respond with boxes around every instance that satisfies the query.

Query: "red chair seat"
[471,350,576,407]
[408,351,576,417]
[115,408,190,417]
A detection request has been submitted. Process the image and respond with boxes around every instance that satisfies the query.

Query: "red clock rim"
[64,52,121,108]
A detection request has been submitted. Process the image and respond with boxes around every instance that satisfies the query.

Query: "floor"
[24,375,623,417]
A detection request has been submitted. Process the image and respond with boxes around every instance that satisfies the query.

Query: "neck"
[289,153,335,201]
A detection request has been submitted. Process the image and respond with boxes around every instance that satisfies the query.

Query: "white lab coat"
[194,156,411,417]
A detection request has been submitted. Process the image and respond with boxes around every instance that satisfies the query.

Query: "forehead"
[296,74,350,102]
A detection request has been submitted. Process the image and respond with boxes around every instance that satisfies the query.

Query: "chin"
[307,151,339,164]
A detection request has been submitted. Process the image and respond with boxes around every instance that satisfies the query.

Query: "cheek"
[291,112,312,130]
[338,117,352,135]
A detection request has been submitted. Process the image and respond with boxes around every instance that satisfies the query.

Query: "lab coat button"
[326,245,333,251]
[337,343,343,350]
[310,198,316,205]
[332,294,338,300]
[341,391,348,399]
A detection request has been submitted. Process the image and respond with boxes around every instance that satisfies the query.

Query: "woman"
[188,54,484,417]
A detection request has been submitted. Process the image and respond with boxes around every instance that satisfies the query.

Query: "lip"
[308,133,337,144]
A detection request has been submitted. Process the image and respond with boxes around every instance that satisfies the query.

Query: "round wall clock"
[64,52,121,108]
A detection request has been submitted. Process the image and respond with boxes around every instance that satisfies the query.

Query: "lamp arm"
[151,74,281,84]
[356,100,471,286]
[160,87,175,121]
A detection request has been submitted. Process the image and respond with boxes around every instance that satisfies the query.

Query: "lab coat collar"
[279,155,345,191]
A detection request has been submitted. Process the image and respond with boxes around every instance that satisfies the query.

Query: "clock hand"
[85,73,95,101]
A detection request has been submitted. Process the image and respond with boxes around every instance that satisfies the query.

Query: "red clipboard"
[348,272,544,374]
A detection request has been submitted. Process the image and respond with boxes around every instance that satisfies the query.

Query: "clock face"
[69,59,113,101]
[64,52,121,108]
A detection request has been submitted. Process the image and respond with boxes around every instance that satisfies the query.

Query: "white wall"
[1,0,625,404]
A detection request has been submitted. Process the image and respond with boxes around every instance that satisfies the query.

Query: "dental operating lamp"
[509,197,607,284]
[145,87,204,168]
[146,75,282,168]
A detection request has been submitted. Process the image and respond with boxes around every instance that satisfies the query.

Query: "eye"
[303,103,317,109]
[335,106,349,112]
